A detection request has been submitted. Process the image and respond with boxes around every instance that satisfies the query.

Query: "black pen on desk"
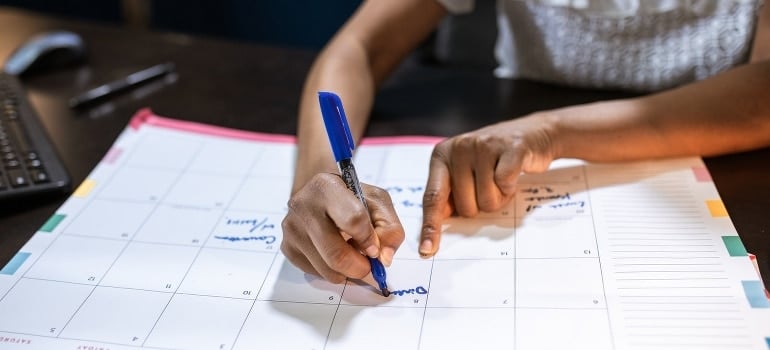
[318,90,391,297]
[69,62,175,108]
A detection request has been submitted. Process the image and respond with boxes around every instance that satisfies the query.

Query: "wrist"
[292,156,338,195]
[530,110,565,161]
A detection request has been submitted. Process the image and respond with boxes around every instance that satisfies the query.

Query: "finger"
[495,148,526,198]
[280,207,320,277]
[311,175,374,278]
[280,240,321,278]
[306,211,372,281]
[289,174,374,280]
[344,238,382,289]
[305,238,358,283]
[474,141,505,212]
[449,137,479,217]
[421,149,453,257]
[280,218,347,283]
[324,177,381,259]
[364,185,405,266]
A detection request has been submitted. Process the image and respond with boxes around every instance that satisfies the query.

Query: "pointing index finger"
[420,150,453,257]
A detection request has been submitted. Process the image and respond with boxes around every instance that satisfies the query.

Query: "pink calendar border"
[130,108,443,145]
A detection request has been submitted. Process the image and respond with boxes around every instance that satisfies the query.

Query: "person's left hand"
[419,113,559,257]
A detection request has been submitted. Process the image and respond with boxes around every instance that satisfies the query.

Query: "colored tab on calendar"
[73,179,96,197]
[103,147,123,164]
[722,236,748,257]
[692,166,712,182]
[742,280,770,308]
[39,213,66,233]
[706,199,728,217]
[0,252,31,275]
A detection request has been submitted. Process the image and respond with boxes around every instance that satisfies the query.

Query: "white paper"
[0,116,768,350]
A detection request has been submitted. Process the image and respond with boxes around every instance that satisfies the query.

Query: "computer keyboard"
[0,72,70,201]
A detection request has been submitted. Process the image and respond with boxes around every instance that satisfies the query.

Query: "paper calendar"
[0,109,768,350]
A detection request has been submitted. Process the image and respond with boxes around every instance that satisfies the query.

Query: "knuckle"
[422,188,443,207]
[496,181,518,196]
[361,233,378,247]
[340,207,370,231]
[367,185,391,201]
[280,212,294,229]
[510,136,527,151]
[433,138,452,153]
[307,173,340,194]
[454,134,474,149]
[285,196,301,213]
[281,208,305,239]
[279,240,292,256]
[475,134,494,148]
[280,243,306,271]
[493,170,512,184]
[392,227,406,246]
[429,146,448,164]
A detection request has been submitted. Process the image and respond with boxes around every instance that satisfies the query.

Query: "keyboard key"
[7,169,28,187]
[8,119,30,151]
[29,169,49,183]
[0,72,71,200]
[27,159,42,168]
[5,159,20,168]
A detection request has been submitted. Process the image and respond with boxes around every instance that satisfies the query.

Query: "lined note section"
[588,160,758,350]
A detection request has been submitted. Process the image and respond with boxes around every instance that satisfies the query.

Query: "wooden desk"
[1,7,768,287]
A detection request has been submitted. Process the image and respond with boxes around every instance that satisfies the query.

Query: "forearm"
[291,1,446,194]
[551,60,770,161]
[293,39,377,194]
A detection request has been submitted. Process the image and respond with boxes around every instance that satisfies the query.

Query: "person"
[281,0,770,285]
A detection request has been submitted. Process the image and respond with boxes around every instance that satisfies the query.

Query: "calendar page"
[0,109,768,350]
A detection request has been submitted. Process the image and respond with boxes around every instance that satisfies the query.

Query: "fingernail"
[365,245,379,258]
[419,239,433,257]
[381,247,394,266]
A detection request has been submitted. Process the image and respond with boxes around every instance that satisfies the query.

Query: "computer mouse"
[3,30,87,76]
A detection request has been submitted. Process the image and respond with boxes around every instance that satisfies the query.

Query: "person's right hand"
[281,173,405,284]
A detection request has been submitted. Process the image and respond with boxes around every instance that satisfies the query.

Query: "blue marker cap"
[318,91,355,162]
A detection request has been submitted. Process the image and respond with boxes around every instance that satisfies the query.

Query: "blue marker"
[318,91,391,297]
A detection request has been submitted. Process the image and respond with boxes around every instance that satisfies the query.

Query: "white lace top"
[438,0,763,91]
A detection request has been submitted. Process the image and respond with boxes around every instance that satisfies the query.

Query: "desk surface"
[1,7,768,287]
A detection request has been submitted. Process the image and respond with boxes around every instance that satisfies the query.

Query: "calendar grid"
[0,114,767,350]
[582,161,618,350]
[513,182,518,350]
